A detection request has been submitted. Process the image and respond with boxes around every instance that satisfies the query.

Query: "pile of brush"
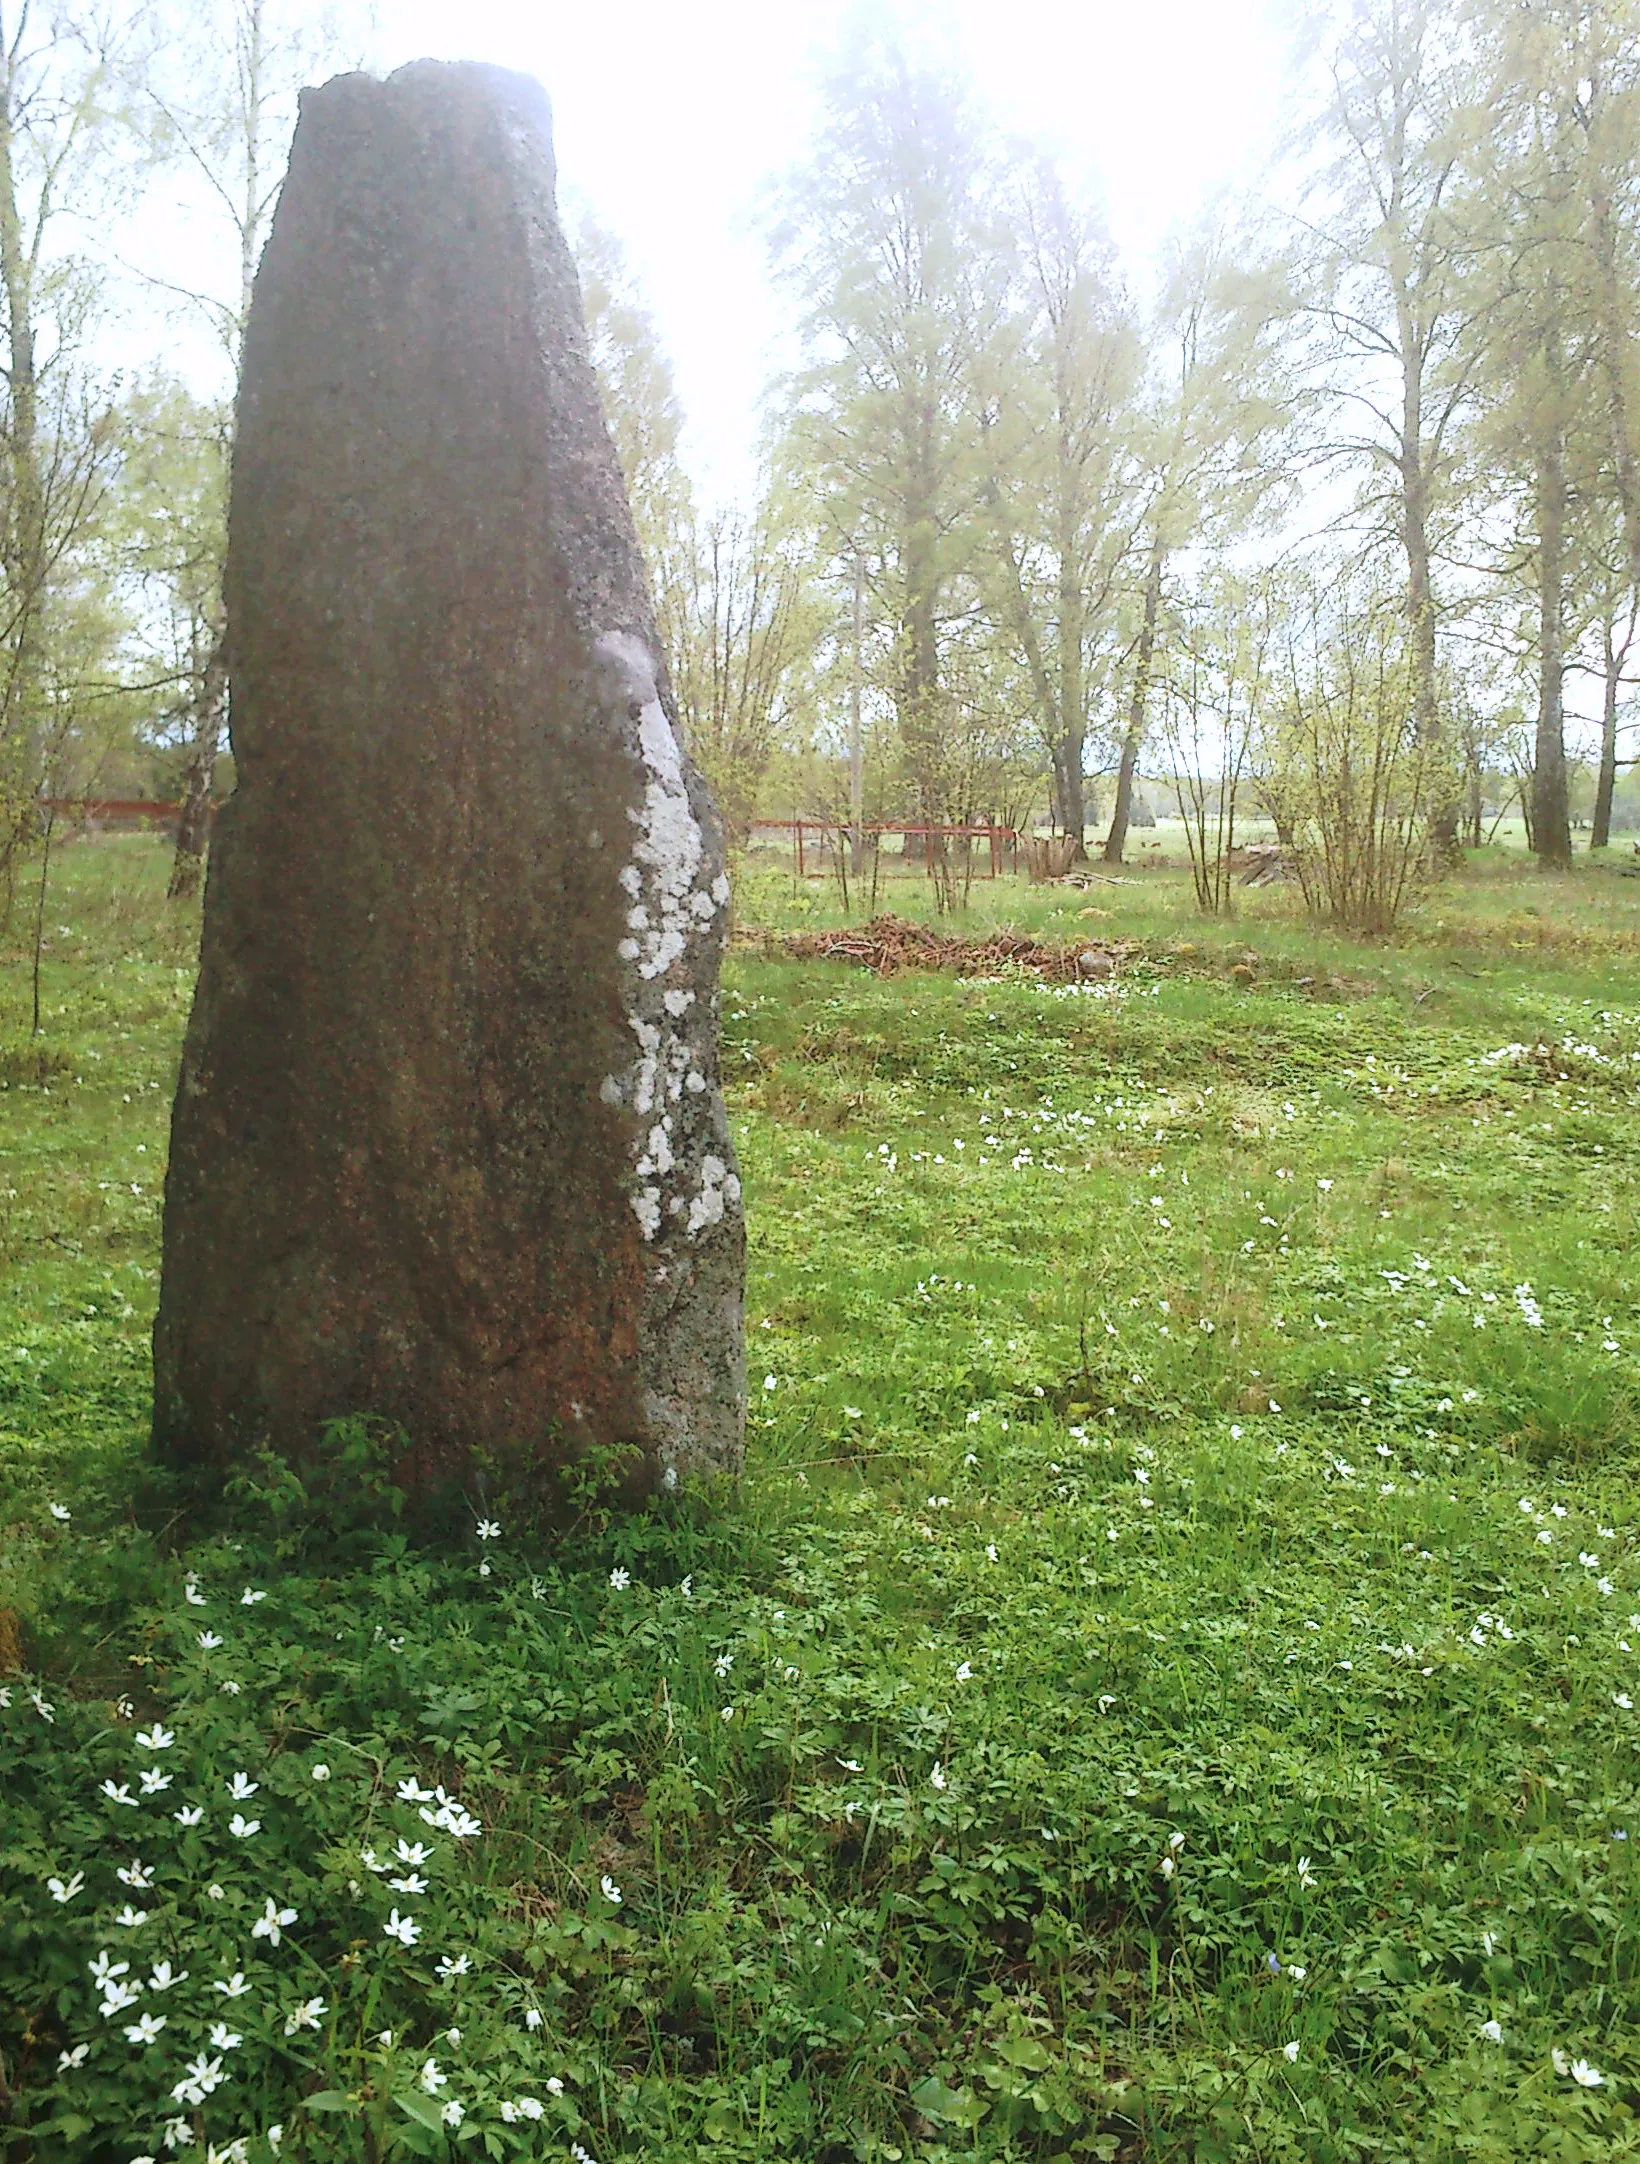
[774,913,1133,983]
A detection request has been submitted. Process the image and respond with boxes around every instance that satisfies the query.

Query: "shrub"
[1259,575,1454,934]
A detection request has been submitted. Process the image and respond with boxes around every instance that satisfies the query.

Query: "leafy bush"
[1258,575,1455,935]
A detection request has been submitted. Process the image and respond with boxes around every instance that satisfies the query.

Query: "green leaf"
[910,2076,987,2128]
[389,2118,441,2160]
[995,2034,1053,2071]
[305,2090,358,2114]
[395,2090,449,2134]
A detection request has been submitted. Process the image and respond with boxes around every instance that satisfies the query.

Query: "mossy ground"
[4,834,1640,2162]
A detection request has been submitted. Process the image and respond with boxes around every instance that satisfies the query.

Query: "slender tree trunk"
[1394,283,1459,862]
[1104,538,1162,865]
[1056,486,1086,859]
[1583,78,1640,844]
[161,0,262,905]
[981,368,1099,866]
[29,799,52,1037]
[1532,430,1572,869]
[0,18,46,799]
[848,546,864,878]
[899,494,940,791]
[900,396,953,907]
[238,1,264,350]
[1104,728,1141,867]
[1589,146,1640,600]
[1058,730,1085,855]
[1403,449,1439,749]
[168,634,227,899]
[1592,611,1623,851]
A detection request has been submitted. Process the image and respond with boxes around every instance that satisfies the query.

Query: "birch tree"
[771,33,1002,904]
[145,0,366,895]
[0,0,148,897]
[977,161,1140,857]
[1102,224,1287,863]
[575,211,695,635]
[1465,0,1631,865]
[577,221,814,850]
[1292,0,1482,848]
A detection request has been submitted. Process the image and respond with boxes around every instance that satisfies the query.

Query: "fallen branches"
[771,913,1136,982]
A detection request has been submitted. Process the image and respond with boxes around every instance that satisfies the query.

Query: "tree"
[668,505,814,847]
[977,159,1140,859]
[1465,0,1627,868]
[574,212,696,637]
[1101,222,1287,864]
[1589,541,1638,846]
[1260,564,1450,930]
[0,0,143,898]
[113,376,228,796]
[771,32,1003,905]
[575,220,814,848]
[1158,567,1273,913]
[142,0,368,895]
[1290,0,1483,850]
[1567,0,1640,598]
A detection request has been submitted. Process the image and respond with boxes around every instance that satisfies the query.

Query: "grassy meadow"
[4,833,1640,2162]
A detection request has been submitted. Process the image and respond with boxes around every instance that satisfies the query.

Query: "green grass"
[4,835,1640,2162]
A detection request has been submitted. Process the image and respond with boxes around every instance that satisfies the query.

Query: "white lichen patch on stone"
[687,1153,741,1236]
[594,631,734,1243]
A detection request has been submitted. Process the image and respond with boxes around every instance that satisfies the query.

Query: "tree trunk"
[0,22,45,798]
[979,447,1068,863]
[899,401,947,901]
[1592,615,1621,851]
[1103,538,1162,865]
[1589,139,1640,600]
[168,635,228,899]
[1532,430,1572,869]
[1056,483,1086,860]
[1396,289,1457,861]
[1104,728,1140,868]
[848,546,864,875]
[1403,444,1439,749]
[1057,731,1085,856]
[29,798,52,1037]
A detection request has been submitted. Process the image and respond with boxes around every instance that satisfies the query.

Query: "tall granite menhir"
[152,62,746,1497]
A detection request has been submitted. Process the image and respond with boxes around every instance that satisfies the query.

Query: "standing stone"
[152,61,745,1501]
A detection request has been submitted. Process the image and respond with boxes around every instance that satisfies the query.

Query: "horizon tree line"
[0,0,1637,930]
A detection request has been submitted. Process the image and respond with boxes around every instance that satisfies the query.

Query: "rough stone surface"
[152,61,745,1498]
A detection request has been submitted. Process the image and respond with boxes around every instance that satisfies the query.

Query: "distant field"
[3,833,1640,2162]
[737,821,1640,967]
[744,814,1640,886]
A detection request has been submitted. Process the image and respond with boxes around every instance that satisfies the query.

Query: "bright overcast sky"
[361,0,1289,506]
